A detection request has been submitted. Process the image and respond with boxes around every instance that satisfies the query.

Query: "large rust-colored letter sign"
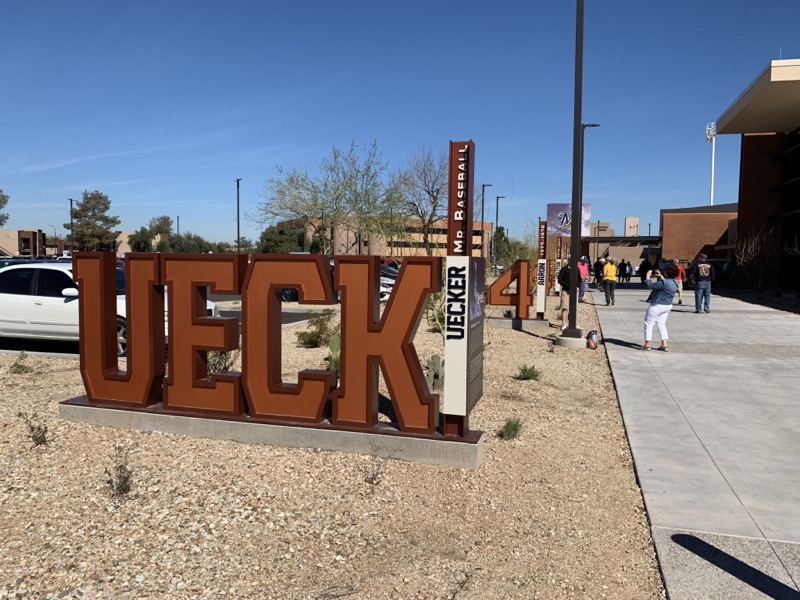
[160,254,247,415]
[333,256,441,434]
[486,259,533,319]
[242,255,337,422]
[74,252,164,406]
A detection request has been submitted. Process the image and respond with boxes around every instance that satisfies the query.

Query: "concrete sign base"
[59,396,484,470]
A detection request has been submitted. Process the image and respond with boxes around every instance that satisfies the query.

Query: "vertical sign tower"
[443,140,484,437]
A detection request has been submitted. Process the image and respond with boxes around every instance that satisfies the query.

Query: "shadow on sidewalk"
[600,337,642,350]
[672,534,800,599]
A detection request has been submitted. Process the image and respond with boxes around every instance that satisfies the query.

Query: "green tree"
[64,190,121,251]
[0,188,9,228]
[235,236,255,253]
[255,140,396,256]
[257,223,304,254]
[147,215,173,235]
[127,227,153,252]
[168,232,213,253]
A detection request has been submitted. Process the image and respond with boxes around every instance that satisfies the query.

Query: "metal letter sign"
[443,140,485,437]
[68,252,482,444]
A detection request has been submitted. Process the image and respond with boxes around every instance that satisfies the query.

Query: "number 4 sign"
[485,259,533,319]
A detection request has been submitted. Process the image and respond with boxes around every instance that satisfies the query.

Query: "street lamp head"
[482,183,492,190]
[582,123,600,129]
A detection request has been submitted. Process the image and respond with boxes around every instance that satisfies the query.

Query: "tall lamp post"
[561,0,587,342]
[493,195,505,276]
[480,183,492,259]
[68,198,74,254]
[235,178,242,253]
[706,122,716,206]
[47,225,57,256]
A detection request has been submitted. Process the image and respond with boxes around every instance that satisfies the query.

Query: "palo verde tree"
[0,188,9,228]
[393,146,448,256]
[65,190,121,251]
[255,140,397,256]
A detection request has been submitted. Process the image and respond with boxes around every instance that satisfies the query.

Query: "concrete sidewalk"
[592,283,800,599]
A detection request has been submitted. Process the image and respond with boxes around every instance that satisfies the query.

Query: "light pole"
[562,0,586,341]
[480,183,492,259]
[493,195,505,276]
[47,225,57,256]
[68,198,74,253]
[706,122,716,206]
[235,178,242,253]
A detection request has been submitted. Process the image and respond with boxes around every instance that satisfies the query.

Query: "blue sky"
[1,1,798,245]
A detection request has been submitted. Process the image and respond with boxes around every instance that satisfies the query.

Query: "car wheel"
[281,288,299,302]
[116,317,127,357]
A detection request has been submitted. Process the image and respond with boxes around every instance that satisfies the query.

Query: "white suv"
[0,262,218,356]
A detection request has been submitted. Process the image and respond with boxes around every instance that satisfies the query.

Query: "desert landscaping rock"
[0,294,665,599]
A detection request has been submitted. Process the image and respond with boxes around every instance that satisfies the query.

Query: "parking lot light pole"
[68,198,74,254]
[493,195,505,276]
[561,0,586,343]
[480,183,492,259]
[236,178,242,253]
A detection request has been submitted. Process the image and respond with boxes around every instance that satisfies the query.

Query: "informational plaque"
[443,256,484,417]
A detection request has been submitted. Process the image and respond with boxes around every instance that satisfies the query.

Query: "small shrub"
[425,355,445,391]
[324,332,341,375]
[9,351,34,375]
[364,457,384,486]
[18,411,48,446]
[296,309,336,348]
[105,444,133,497]
[503,309,514,319]
[515,365,541,381]
[425,291,446,339]
[497,417,522,440]
[207,349,240,373]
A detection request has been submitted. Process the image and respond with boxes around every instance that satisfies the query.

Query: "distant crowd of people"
[557,254,717,348]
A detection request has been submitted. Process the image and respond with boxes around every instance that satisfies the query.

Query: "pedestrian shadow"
[672,534,800,599]
[600,337,641,350]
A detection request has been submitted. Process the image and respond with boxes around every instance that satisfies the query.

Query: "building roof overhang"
[717,60,800,135]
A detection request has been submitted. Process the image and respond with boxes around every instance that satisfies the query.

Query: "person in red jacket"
[670,259,687,305]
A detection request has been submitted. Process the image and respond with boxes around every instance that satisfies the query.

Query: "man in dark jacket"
[690,254,715,313]
[557,264,571,331]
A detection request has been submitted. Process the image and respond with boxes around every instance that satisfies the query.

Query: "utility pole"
[68,198,74,253]
[493,195,505,276]
[480,183,492,258]
[236,178,242,253]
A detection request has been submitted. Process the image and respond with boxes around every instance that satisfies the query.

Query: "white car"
[0,262,218,357]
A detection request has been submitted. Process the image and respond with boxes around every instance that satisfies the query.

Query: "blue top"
[645,277,678,305]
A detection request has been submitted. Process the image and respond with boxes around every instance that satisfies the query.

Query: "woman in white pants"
[642,262,680,351]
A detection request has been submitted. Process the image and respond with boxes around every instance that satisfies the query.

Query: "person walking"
[617,260,626,287]
[670,259,686,305]
[639,259,652,284]
[624,260,633,284]
[593,257,605,288]
[602,258,617,306]
[577,256,589,303]
[690,253,715,313]
[557,262,572,331]
[642,262,680,351]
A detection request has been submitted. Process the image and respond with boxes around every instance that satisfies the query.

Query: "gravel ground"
[0,292,665,599]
